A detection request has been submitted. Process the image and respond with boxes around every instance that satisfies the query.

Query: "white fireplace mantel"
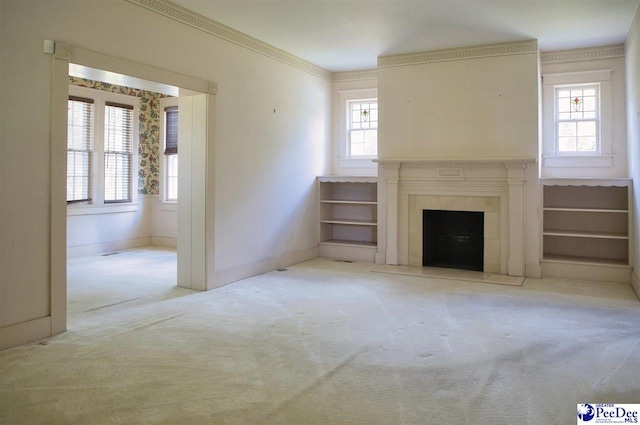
[375,158,537,277]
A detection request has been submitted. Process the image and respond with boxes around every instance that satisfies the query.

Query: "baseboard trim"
[525,263,542,278]
[214,247,319,288]
[151,236,177,248]
[67,237,152,257]
[0,316,51,351]
[631,272,640,301]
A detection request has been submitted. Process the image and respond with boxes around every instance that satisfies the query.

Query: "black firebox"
[422,210,484,271]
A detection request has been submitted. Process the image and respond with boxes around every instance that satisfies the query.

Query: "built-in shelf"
[541,179,632,283]
[542,230,628,240]
[543,207,627,213]
[542,254,630,267]
[320,218,377,226]
[321,200,377,205]
[318,176,378,262]
[319,240,377,248]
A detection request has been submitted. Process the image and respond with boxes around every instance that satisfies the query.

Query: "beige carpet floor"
[1,247,640,425]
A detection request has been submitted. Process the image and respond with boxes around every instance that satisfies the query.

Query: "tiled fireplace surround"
[377,159,534,277]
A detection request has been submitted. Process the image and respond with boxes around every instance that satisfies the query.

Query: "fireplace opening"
[423,210,484,271]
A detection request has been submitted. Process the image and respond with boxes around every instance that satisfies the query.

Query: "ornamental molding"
[377,40,538,68]
[331,69,378,82]
[540,45,625,64]
[126,0,332,81]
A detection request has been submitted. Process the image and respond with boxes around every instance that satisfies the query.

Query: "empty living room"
[2,0,640,424]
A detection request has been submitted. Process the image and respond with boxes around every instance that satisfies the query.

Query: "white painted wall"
[67,198,153,257]
[378,53,539,160]
[0,0,330,345]
[376,50,541,276]
[151,199,177,246]
[626,8,640,293]
[541,56,628,178]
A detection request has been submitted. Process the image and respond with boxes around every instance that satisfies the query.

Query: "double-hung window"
[67,96,94,202]
[555,85,599,154]
[336,88,378,171]
[160,98,179,202]
[541,69,612,168]
[348,100,378,157]
[67,86,138,210]
[104,102,134,202]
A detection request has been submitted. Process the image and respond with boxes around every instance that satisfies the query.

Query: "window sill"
[543,155,613,168]
[338,157,378,168]
[158,201,177,211]
[67,203,140,216]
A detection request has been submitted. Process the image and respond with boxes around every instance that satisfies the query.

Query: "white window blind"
[164,106,178,155]
[104,102,134,203]
[67,96,94,202]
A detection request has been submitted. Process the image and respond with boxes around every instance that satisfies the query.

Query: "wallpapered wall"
[68,77,169,195]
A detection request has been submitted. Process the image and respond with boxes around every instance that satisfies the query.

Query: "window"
[335,88,378,171]
[541,69,612,169]
[104,102,134,202]
[160,98,179,202]
[555,85,599,154]
[67,86,138,210]
[348,100,378,157]
[67,96,94,202]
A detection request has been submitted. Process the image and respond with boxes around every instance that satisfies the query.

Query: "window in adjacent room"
[348,99,378,157]
[104,102,134,202]
[555,84,599,154]
[67,86,138,208]
[160,98,178,202]
[67,96,94,202]
[164,105,178,201]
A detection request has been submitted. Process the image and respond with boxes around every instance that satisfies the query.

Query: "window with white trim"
[348,99,378,157]
[541,69,613,169]
[67,96,94,202]
[67,86,138,207]
[335,88,378,172]
[159,97,178,202]
[555,84,599,154]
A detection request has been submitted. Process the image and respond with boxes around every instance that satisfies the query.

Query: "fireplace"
[423,210,484,271]
[376,158,535,277]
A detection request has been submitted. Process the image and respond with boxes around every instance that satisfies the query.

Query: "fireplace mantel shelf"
[375,158,537,168]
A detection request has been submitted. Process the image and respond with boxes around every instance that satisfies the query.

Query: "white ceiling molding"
[126,0,332,81]
[331,69,378,82]
[625,6,640,51]
[541,44,625,64]
[378,40,538,68]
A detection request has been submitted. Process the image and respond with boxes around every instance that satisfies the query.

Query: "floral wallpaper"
[68,77,170,195]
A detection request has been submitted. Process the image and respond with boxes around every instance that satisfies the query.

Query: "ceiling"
[170,0,640,72]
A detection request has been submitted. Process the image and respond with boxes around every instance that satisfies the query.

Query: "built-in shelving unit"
[541,178,632,283]
[318,176,378,261]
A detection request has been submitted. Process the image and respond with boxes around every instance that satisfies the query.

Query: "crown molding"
[331,69,378,82]
[377,40,538,68]
[126,0,332,81]
[626,5,640,50]
[541,44,625,64]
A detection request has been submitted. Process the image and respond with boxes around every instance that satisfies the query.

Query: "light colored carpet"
[1,247,639,425]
